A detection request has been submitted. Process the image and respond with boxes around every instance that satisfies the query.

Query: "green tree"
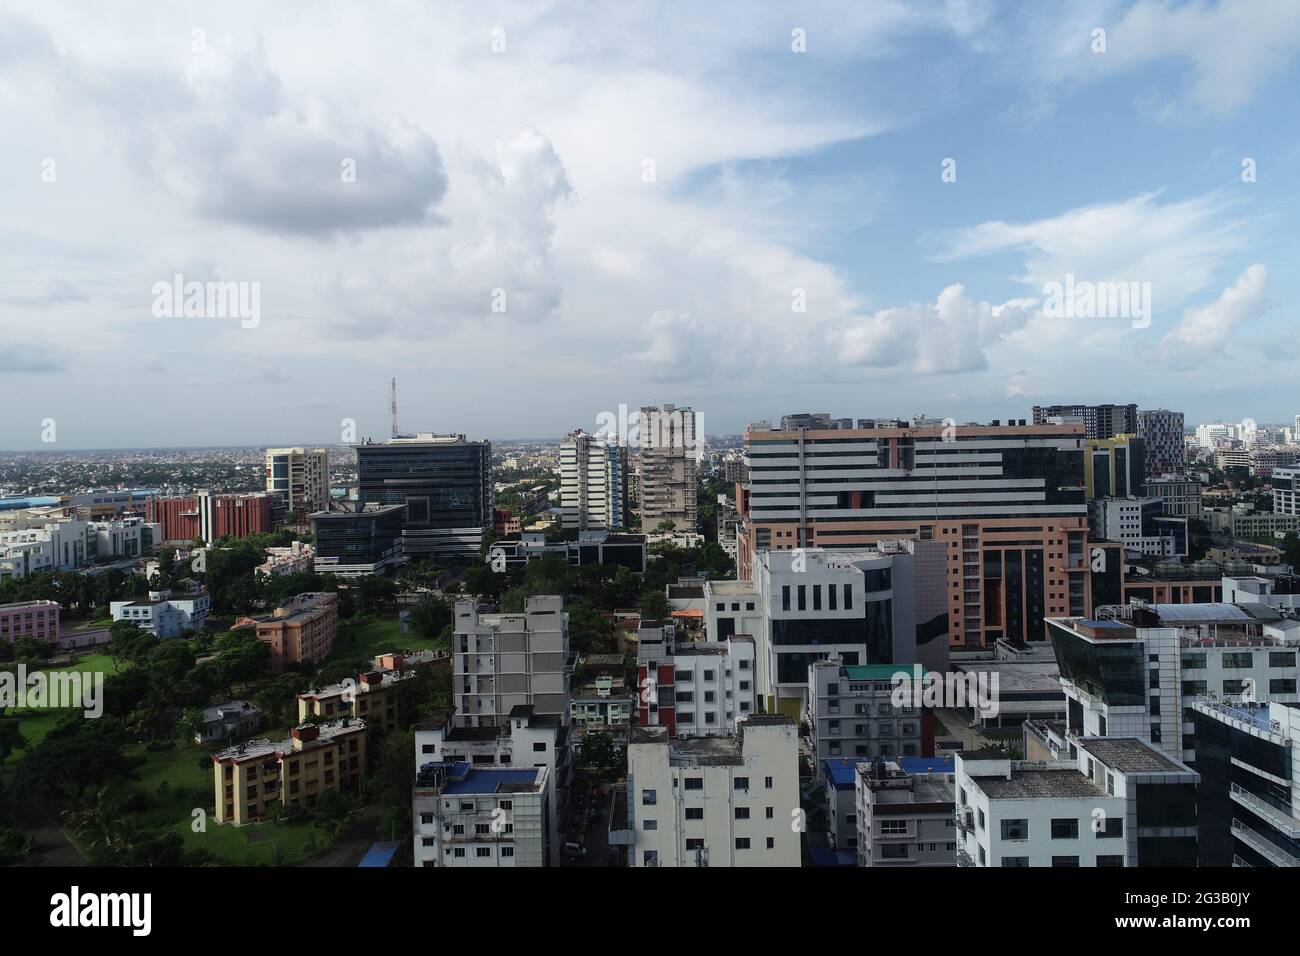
[638,589,671,622]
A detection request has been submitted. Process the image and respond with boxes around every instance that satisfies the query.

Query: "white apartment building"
[265,447,329,515]
[111,587,211,637]
[255,541,315,576]
[1273,467,1300,515]
[638,404,698,534]
[1048,603,1300,765]
[627,715,801,867]
[0,519,89,579]
[807,660,925,770]
[412,760,550,868]
[453,596,572,729]
[1092,496,1187,557]
[955,737,1199,867]
[704,542,945,719]
[636,626,756,736]
[559,430,624,531]
[415,705,569,867]
[1141,476,1203,519]
[855,758,957,866]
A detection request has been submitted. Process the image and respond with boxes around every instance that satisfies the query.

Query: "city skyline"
[4,2,1300,448]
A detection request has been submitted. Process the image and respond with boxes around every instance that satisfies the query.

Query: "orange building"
[239,592,338,673]
[737,418,1091,647]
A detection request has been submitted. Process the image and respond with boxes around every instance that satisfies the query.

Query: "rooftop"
[972,766,1105,800]
[1077,737,1187,773]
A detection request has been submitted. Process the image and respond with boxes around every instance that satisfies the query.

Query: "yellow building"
[297,670,402,732]
[212,719,366,826]
[1084,434,1146,500]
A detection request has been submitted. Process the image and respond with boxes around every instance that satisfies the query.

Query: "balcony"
[1230,784,1300,838]
[1231,819,1300,867]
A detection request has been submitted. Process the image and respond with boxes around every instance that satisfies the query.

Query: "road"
[301,805,384,867]
[8,799,85,867]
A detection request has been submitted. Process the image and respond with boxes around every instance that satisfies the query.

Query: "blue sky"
[1,0,1298,449]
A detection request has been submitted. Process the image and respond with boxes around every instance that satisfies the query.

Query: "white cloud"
[1160,264,1269,367]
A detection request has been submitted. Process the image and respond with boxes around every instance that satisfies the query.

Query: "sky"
[2,0,1299,450]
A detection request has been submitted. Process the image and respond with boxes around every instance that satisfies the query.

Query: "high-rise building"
[310,504,405,576]
[1137,409,1185,479]
[1274,467,1300,515]
[1048,603,1300,765]
[1190,698,1300,867]
[736,417,1089,649]
[559,430,624,530]
[638,404,698,533]
[356,433,492,559]
[1032,403,1137,440]
[265,447,329,516]
[704,541,949,718]
[1083,435,1145,500]
[452,596,571,729]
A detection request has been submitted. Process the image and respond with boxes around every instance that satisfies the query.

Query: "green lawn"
[113,737,332,866]
[2,652,122,756]
[327,615,445,665]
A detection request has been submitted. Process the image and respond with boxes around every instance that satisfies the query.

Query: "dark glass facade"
[1049,626,1145,705]
[1190,707,1294,867]
[356,439,491,557]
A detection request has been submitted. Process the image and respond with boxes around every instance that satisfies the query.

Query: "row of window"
[641,776,775,804]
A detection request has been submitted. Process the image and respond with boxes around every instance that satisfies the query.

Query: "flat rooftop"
[973,767,1105,800]
[442,768,543,795]
[1077,737,1187,773]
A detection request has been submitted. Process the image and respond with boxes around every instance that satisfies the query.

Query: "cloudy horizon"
[3,0,1299,450]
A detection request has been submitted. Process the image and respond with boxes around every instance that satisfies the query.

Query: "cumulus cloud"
[1160,264,1269,367]
[831,284,1037,375]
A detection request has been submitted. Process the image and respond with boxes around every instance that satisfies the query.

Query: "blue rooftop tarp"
[358,841,400,867]
[824,755,955,788]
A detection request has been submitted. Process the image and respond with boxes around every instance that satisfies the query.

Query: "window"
[532,742,547,752]
[420,813,434,824]
[501,846,514,858]
[476,847,491,858]
[453,847,465,858]
[766,837,775,849]
[1000,819,1028,841]
[880,819,907,835]
[685,807,703,820]
[1099,817,1123,838]
[735,807,750,820]
[642,789,657,806]
[782,586,790,611]
[1050,818,1079,839]
[1270,651,1296,668]
[734,777,750,790]
[642,850,658,866]
[643,820,657,831]
[1001,856,1029,867]
[977,809,985,830]
[1096,855,1124,867]
[735,838,751,850]
[765,807,774,819]
[685,778,703,791]
[1051,856,1079,867]
[685,839,704,850]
